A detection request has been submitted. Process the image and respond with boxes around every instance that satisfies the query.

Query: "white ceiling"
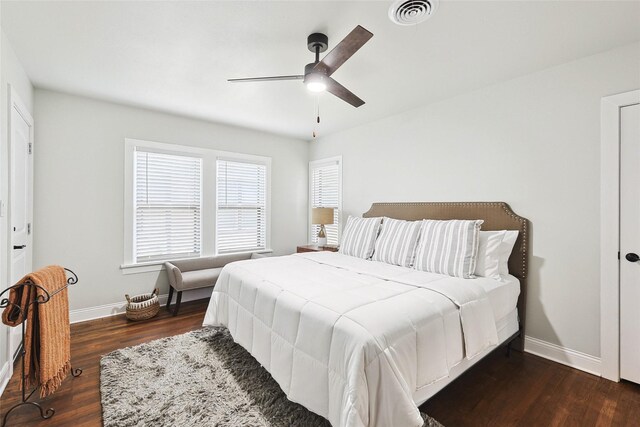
[2,1,639,140]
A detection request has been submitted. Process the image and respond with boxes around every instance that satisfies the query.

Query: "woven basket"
[125,288,160,321]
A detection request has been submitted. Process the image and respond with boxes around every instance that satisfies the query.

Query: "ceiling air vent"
[389,0,439,26]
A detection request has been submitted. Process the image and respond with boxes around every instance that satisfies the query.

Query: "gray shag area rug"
[100,327,443,427]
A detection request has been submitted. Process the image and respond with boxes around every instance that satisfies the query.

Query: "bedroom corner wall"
[0,28,35,395]
[309,42,640,362]
[32,90,308,314]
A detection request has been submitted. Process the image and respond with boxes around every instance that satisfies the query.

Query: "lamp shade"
[312,207,335,225]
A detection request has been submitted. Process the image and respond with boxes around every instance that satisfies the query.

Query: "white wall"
[310,42,640,358]
[0,28,35,393]
[33,89,308,312]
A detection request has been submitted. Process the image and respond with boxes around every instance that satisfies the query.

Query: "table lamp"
[312,207,334,246]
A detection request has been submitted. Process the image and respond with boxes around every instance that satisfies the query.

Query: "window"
[309,157,342,245]
[123,139,271,272]
[216,159,267,253]
[134,149,202,263]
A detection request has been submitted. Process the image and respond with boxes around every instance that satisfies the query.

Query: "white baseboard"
[524,335,601,376]
[69,288,212,324]
[0,361,11,399]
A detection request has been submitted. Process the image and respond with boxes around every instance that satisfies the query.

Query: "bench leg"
[166,286,174,311]
[172,291,182,317]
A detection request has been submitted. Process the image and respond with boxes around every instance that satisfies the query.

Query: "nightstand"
[296,245,339,253]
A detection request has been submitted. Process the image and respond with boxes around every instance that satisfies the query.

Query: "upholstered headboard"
[362,202,530,349]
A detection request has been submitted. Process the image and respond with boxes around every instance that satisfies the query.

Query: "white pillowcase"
[474,230,519,279]
[499,231,519,276]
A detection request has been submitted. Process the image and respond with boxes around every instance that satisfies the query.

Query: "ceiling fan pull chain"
[313,95,320,139]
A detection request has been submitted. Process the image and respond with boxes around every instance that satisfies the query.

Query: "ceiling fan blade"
[325,77,365,108]
[228,75,304,83]
[313,25,373,77]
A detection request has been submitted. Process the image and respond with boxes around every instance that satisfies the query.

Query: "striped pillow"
[339,216,382,259]
[372,218,422,267]
[413,219,484,278]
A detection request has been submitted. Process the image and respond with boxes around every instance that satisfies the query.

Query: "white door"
[8,88,34,358]
[620,102,640,384]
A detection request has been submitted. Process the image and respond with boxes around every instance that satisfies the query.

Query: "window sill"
[120,262,165,275]
[120,249,274,275]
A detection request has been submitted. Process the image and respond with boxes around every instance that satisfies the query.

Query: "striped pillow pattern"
[413,219,484,278]
[339,216,382,259]
[372,218,422,267]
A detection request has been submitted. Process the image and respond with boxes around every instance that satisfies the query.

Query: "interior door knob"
[625,253,640,262]
[13,245,26,250]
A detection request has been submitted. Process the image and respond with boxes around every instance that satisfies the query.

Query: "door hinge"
[28,143,33,154]
[27,223,31,235]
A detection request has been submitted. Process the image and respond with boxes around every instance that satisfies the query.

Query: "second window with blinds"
[309,157,342,246]
[124,138,271,268]
[216,159,268,254]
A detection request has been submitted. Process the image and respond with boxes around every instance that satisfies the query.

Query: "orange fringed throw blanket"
[1,266,71,398]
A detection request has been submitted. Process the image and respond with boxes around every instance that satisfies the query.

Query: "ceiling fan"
[228,25,373,108]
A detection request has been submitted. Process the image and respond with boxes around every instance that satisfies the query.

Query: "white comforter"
[203,252,499,427]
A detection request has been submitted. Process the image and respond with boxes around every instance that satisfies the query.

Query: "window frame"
[308,156,343,245]
[123,138,271,274]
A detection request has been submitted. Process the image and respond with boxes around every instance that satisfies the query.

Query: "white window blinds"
[310,160,340,245]
[134,150,202,262]
[216,159,267,253]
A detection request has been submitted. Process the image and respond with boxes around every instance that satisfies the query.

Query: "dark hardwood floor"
[1,299,639,427]
[421,346,640,426]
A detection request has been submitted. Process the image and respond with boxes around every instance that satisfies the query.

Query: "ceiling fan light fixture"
[306,81,327,92]
[304,72,326,92]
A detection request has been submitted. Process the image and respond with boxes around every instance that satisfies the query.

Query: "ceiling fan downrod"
[307,32,329,61]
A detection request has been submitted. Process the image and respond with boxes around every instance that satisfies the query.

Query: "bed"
[203,202,529,427]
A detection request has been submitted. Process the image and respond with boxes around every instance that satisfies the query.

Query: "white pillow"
[372,217,422,267]
[474,230,519,279]
[499,230,519,276]
[474,232,503,279]
[339,216,382,259]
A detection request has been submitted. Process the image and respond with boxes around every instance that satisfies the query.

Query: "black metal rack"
[0,268,82,427]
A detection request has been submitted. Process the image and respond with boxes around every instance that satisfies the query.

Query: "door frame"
[6,85,34,360]
[600,89,640,381]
